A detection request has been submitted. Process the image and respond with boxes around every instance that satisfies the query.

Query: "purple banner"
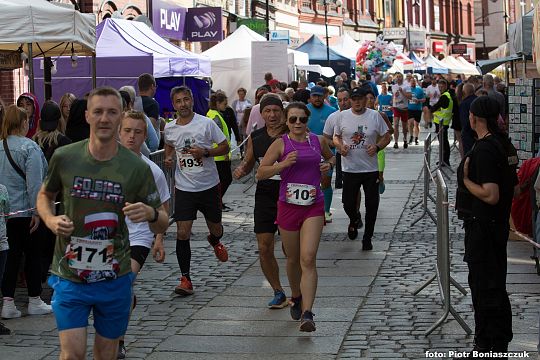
[152,0,187,41]
[185,7,223,42]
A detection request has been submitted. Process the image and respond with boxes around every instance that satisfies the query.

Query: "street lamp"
[322,0,342,67]
[406,0,420,55]
[477,10,508,58]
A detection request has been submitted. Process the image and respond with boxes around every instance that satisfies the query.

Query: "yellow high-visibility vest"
[206,109,231,161]
[433,92,453,126]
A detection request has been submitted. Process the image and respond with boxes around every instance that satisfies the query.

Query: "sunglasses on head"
[288,116,308,124]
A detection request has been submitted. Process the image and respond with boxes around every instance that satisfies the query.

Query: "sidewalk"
[1,131,539,359]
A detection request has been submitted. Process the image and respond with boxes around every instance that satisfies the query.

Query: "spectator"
[293,79,311,104]
[264,72,274,85]
[231,88,252,140]
[137,73,161,138]
[58,93,76,134]
[0,184,9,335]
[33,101,72,162]
[16,93,40,138]
[459,83,477,154]
[482,74,506,118]
[65,99,89,142]
[246,86,270,135]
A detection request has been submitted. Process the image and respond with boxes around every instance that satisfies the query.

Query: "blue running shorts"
[48,272,135,339]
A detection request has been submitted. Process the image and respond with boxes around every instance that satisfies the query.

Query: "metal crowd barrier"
[149,149,176,224]
[432,125,454,179]
[413,169,471,336]
[410,133,437,226]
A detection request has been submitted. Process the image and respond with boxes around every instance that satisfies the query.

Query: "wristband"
[204,149,210,158]
[149,207,159,223]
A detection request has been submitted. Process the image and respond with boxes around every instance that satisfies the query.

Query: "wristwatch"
[149,207,159,223]
[204,149,210,158]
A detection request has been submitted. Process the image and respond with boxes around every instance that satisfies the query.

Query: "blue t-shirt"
[307,103,337,135]
[377,94,393,118]
[408,86,425,111]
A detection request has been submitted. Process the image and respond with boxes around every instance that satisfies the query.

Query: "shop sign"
[432,41,445,54]
[0,51,21,70]
[270,30,290,44]
[451,44,468,55]
[383,27,407,40]
[185,7,223,42]
[237,18,266,35]
[409,31,426,51]
[152,0,187,40]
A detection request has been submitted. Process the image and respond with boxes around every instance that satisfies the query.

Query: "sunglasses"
[288,116,308,124]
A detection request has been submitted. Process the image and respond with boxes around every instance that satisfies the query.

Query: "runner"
[233,94,288,309]
[36,87,169,359]
[256,101,335,332]
[391,73,411,149]
[307,86,337,223]
[117,110,170,359]
[407,77,426,146]
[164,86,230,296]
[424,77,440,129]
[333,87,391,250]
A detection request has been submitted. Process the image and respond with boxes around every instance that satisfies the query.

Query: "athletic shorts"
[254,182,279,234]
[131,245,150,268]
[174,185,221,223]
[48,272,135,339]
[409,110,422,123]
[276,200,324,232]
[392,108,408,121]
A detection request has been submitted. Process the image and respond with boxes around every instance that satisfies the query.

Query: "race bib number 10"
[67,237,113,271]
[286,183,316,206]
[178,153,204,173]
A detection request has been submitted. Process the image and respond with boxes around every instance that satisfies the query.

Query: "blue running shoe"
[300,310,316,332]
[289,295,302,320]
[268,289,288,309]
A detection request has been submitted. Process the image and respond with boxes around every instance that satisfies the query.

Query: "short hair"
[119,86,136,103]
[437,79,449,87]
[483,74,494,87]
[1,105,27,139]
[137,73,156,92]
[237,87,247,94]
[121,110,147,135]
[209,92,227,110]
[170,86,193,102]
[264,72,273,82]
[337,88,350,96]
[87,87,122,109]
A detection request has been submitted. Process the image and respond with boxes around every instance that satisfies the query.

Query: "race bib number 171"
[67,237,113,271]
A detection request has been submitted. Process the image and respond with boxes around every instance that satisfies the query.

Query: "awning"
[296,64,336,78]
[476,55,521,74]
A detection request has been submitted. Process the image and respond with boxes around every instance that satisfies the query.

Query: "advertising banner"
[383,27,407,40]
[0,51,21,70]
[237,18,266,35]
[186,7,223,42]
[409,31,426,51]
[152,0,187,40]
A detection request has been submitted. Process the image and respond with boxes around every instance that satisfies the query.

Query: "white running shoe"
[27,297,52,315]
[1,300,21,319]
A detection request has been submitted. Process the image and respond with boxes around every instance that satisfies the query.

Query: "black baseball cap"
[350,87,370,98]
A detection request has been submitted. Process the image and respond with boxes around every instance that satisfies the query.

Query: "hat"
[310,85,324,96]
[40,101,61,132]
[470,96,500,120]
[307,82,316,89]
[259,94,283,112]
[335,76,342,82]
[350,87,370,98]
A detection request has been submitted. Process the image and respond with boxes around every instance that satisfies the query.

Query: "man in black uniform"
[457,96,517,358]
[233,94,288,309]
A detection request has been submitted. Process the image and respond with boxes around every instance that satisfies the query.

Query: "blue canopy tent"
[408,52,426,74]
[423,54,449,74]
[295,35,355,83]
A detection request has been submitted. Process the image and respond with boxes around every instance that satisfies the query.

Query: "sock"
[207,226,223,246]
[323,187,333,213]
[415,137,418,141]
[176,239,191,279]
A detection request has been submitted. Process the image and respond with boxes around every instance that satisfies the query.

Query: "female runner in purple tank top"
[256,102,335,332]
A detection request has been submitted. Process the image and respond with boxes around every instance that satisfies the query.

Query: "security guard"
[430,79,453,166]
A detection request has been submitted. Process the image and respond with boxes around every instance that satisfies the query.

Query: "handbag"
[2,138,26,180]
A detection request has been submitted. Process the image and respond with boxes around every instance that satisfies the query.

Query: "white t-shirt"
[126,155,171,249]
[334,108,389,173]
[391,83,411,109]
[164,113,226,192]
[426,84,441,106]
[323,111,340,138]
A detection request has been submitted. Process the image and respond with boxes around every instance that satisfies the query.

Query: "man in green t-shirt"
[37,87,169,360]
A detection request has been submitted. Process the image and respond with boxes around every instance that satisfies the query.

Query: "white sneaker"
[27,297,52,315]
[1,300,21,319]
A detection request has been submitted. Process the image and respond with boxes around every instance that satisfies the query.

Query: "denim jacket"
[0,136,47,218]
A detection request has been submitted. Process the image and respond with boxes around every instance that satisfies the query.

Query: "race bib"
[286,183,316,206]
[67,237,113,271]
[177,152,204,173]
[381,105,391,112]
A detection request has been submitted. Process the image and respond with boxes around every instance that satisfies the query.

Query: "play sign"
[152,0,187,40]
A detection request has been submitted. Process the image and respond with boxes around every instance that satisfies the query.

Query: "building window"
[459,1,463,35]
[433,1,440,31]
[467,3,472,35]
[384,0,394,27]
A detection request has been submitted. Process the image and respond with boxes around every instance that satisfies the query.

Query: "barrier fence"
[432,125,453,179]
[412,137,471,336]
[410,133,437,226]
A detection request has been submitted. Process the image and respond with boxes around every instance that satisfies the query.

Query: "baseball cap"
[40,101,61,132]
[350,87,370,98]
[310,85,324,96]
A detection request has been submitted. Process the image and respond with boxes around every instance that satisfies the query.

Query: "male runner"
[391,73,411,149]
[164,86,229,296]
[407,77,426,145]
[117,110,170,358]
[37,87,169,360]
[233,94,288,309]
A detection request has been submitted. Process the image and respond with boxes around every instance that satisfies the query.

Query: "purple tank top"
[278,132,324,204]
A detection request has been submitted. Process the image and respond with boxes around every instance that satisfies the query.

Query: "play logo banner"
[152,0,187,41]
[185,7,223,42]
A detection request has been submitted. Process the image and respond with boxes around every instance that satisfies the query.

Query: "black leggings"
[1,217,43,298]
[342,171,380,241]
[216,160,232,201]
[435,123,450,165]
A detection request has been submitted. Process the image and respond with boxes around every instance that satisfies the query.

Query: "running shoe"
[347,217,361,240]
[222,204,232,212]
[0,322,10,335]
[362,238,373,251]
[210,241,229,262]
[117,341,126,359]
[268,289,288,309]
[403,141,408,149]
[378,181,385,194]
[325,212,333,223]
[415,138,419,145]
[1,301,21,319]
[174,276,194,296]
[27,297,52,315]
[299,310,316,332]
[393,143,398,149]
[289,296,302,320]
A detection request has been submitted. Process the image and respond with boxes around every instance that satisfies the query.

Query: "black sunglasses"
[288,116,308,124]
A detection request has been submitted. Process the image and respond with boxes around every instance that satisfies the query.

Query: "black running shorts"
[254,181,280,234]
[174,185,222,224]
[131,245,150,268]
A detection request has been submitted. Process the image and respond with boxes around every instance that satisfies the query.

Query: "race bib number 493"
[67,237,113,271]
[177,153,203,173]
[286,183,316,206]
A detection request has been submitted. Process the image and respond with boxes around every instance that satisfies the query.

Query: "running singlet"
[278,133,324,205]
[377,94,393,117]
[43,140,161,283]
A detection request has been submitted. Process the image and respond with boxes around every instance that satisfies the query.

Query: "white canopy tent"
[440,56,468,74]
[203,25,314,99]
[455,56,481,75]
[0,0,96,92]
[330,33,361,60]
[423,54,449,74]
